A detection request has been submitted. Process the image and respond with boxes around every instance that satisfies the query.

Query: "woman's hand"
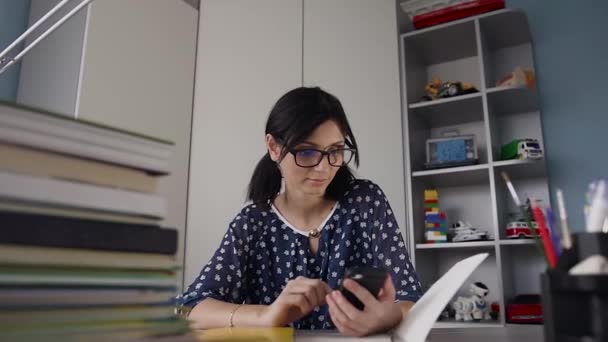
[260,276,332,327]
[326,275,403,337]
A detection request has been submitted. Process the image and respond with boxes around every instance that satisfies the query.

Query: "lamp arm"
[0,0,95,76]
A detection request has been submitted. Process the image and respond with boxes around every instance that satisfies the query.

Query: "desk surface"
[193,325,544,342]
[296,325,543,342]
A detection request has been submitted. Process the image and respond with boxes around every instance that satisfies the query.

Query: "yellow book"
[195,327,294,342]
[0,143,158,193]
[0,244,178,270]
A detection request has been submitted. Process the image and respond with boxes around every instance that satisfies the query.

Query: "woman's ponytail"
[247,153,282,208]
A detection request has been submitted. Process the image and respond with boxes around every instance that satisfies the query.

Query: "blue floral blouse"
[179,179,422,329]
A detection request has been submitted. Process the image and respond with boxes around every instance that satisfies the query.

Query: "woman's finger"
[327,294,365,336]
[298,278,331,305]
[378,274,396,302]
[330,290,373,331]
[329,308,362,336]
[287,284,320,306]
[313,279,332,305]
[284,293,314,316]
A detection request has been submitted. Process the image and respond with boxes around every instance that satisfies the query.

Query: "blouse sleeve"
[368,182,423,303]
[177,213,250,309]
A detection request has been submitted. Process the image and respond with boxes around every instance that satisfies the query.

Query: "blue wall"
[506,0,608,231]
[0,0,31,102]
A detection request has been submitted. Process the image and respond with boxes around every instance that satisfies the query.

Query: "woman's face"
[267,120,346,199]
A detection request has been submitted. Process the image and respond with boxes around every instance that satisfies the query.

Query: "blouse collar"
[271,203,338,237]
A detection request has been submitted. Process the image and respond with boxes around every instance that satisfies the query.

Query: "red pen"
[531,201,557,268]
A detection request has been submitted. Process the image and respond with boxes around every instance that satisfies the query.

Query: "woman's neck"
[285,190,325,214]
[275,188,333,229]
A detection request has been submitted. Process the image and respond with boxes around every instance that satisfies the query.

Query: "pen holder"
[542,233,608,342]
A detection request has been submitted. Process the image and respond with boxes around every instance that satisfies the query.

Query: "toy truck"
[501,139,543,160]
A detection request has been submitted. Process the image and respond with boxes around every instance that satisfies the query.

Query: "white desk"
[296,325,544,342]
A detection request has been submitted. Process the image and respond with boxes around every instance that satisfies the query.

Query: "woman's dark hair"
[247,87,360,208]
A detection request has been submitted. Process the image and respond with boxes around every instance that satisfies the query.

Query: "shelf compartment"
[500,246,546,315]
[411,179,494,246]
[478,10,532,51]
[402,20,478,66]
[494,176,550,240]
[402,19,481,104]
[493,159,546,179]
[486,86,539,116]
[407,116,489,173]
[487,109,543,163]
[416,249,501,326]
[479,10,535,89]
[417,241,495,250]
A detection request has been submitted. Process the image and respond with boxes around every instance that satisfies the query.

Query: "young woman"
[178,87,422,337]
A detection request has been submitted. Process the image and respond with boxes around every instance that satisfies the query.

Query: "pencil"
[555,189,572,250]
[545,207,562,257]
[531,200,557,268]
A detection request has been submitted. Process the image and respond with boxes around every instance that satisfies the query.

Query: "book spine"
[0,211,177,254]
[0,104,171,159]
[0,125,170,174]
[0,171,166,218]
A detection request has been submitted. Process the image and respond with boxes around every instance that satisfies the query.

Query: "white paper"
[392,253,489,342]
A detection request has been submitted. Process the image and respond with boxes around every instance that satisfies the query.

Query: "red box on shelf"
[402,0,505,30]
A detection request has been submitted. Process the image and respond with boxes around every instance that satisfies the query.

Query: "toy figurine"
[470,282,492,320]
[496,67,535,88]
[449,221,491,242]
[453,282,492,321]
[453,296,474,321]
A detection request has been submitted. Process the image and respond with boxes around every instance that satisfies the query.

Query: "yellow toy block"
[424,189,438,201]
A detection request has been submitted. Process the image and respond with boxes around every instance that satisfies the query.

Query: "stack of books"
[0,102,190,340]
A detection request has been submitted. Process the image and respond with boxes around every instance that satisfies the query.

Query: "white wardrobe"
[186,0,408,287]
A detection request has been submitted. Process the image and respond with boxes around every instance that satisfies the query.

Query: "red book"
[412,0,505,29]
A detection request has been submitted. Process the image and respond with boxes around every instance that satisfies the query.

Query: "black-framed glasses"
[289,148,356,168]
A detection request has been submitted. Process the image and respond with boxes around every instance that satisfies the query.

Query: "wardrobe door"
[186,0,303,286]
[303,0,407,234]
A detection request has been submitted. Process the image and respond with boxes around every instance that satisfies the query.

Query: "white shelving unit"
[399,9,549,329]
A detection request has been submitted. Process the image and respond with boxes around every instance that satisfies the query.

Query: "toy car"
[421,77,478,101]
[501,139,543,161]
[506,221,540,239]
[449,221,490,242]
[506,294,543,324]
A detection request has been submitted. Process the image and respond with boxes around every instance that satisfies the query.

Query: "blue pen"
[545,207,562,257]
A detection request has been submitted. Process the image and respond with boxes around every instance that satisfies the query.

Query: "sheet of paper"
[392,253,489,342]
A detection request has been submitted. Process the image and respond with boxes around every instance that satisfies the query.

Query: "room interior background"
[0,0,606,291]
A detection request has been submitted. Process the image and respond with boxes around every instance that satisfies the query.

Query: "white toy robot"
[453,296,474,321]
[453,282,491,321]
